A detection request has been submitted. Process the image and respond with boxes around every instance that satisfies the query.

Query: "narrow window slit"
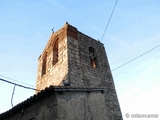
[89,46,96,68]
[42,52,47,76]
[53,39,58,65]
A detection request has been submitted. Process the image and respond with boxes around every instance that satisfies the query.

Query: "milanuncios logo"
[125,113,159,119]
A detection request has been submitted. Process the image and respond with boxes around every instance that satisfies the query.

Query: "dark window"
[53,39,58,65]
[42,52,47,76]
[89,46,96,68]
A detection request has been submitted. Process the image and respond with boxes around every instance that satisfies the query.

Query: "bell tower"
[36,22,77,90]
[36,22,122,119]
[36,22,114,89]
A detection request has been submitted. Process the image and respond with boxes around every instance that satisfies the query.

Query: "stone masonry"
[36,22,123,119]
[0,87,111,120]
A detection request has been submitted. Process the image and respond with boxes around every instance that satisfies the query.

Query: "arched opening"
[42,52,47,76]
[89,46,96,68]
[53,39,58,65]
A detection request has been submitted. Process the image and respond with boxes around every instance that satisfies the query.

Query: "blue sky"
[0,0,160,119]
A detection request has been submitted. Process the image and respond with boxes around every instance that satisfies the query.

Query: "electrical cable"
[0,78,40,91]
[0,74,35,88]
[112,44,160,71]
[101,0,118,42]
[11,85,16,107]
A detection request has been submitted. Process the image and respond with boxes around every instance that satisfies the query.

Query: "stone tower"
[36,22,122,119]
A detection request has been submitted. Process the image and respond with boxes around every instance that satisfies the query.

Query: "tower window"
[42,52,47,76]
[53,39,58,65]
[89,46,96,68]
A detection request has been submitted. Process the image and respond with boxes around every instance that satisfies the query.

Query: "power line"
[0,74,35,88]
[0,77,40,108]
[112,44,160,71]
[0,78,40,91]
[0,78,40,108]
[11,85,16,107]
[101,0,118,42]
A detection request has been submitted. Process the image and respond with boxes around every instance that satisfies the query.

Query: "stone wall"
[1,90,109,120]
[36,23,78,91]
[2,92,57,120]
[67,33,122,119]
[36,38,68,91]
[36,24,70,91]
[56,91,108,120]
[35,23,123,119]
[67,33,111,88]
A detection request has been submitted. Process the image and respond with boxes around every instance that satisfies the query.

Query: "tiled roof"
[0,85,104,119]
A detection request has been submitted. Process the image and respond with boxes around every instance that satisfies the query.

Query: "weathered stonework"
[35,22,123,119]
[36,23,116,89]
[0,22,123,120]
[0,88,110,120]
[36,23,71,90]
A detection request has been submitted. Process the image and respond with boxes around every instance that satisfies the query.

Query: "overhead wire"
[0,78,40,91]
[11,85,16,107]
[101,0,118,42]
[111,44,160,71]
[0,74,35,88]
[0,77,40,108]
[1,44,160,89]
[0,0,159,104]
[0,0,118,109]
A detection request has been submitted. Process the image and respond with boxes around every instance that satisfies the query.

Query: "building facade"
[0,22,123,120]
